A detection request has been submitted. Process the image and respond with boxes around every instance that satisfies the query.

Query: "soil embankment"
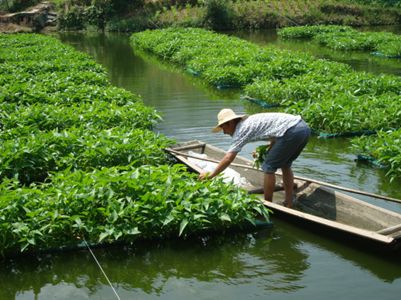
[0,1,56,33]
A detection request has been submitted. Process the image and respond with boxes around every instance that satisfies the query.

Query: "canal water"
[1,28,401,299]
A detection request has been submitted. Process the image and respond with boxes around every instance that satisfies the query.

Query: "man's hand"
[198,172,209,180]
[199,152,237,181]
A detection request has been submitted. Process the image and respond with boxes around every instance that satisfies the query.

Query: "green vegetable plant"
[253,145,269,169]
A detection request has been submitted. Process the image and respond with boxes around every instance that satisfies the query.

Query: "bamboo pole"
[166,148,401,205]
[376,223,401,235]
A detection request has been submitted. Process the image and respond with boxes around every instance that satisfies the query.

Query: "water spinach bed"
[0,34,270,258]
[278,25,401,57]
[130,27,401,180]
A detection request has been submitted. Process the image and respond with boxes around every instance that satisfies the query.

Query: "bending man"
[199,108,310,208]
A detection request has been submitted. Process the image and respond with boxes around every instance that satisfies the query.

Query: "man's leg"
[264,173,276,202]
[281,166,294,207]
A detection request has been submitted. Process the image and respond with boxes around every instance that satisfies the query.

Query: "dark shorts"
[262,120,310,174]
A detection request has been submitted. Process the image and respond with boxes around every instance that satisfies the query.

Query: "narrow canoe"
[167,140,401,251]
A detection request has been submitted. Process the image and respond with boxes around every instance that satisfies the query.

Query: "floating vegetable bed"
[277,25,354,39]
[0,33,270,257]
[0,165,268,257]
[278,25,401,57]
[246,68,401,135]
[131,27,315,89]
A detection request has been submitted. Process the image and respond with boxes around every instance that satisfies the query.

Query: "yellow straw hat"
[212,108,246,133]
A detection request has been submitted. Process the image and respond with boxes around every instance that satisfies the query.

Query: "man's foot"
[283,196,297,208]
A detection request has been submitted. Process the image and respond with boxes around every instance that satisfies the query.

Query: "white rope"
[83,238,121,300]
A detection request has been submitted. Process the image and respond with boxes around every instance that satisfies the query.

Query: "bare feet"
[283,196,296,208]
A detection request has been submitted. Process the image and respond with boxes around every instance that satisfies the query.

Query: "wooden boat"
[167,140,401,250]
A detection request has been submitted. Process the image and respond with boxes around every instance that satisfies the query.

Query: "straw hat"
[212,108,246,133]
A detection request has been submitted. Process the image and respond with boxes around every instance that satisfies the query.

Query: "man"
[199,108,310,208]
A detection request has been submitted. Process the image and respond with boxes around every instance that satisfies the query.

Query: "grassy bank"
[2,0,400,32]
[70,0,401,32]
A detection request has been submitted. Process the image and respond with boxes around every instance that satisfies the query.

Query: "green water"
[1,29,401,299]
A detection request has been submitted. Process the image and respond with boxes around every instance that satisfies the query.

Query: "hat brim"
[211,115,246,133]
[212,125,223,133]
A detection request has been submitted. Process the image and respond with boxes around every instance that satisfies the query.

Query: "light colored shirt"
[228,113,301,153]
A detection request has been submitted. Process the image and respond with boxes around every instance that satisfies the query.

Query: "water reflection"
[2,223,401,299]
[0,230,310,299]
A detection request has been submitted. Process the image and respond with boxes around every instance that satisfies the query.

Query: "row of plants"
[277,24,354,39]
[0,101,159,139]
[131,28,401,135]
[131,27,316,88]
[278,25,401,57]
[0,80,140,106]
[245,67,401,134]
[0,33,270,256]
[0,127,171,185]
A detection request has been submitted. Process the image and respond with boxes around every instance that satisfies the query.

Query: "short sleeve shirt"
[228,113,302,153]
